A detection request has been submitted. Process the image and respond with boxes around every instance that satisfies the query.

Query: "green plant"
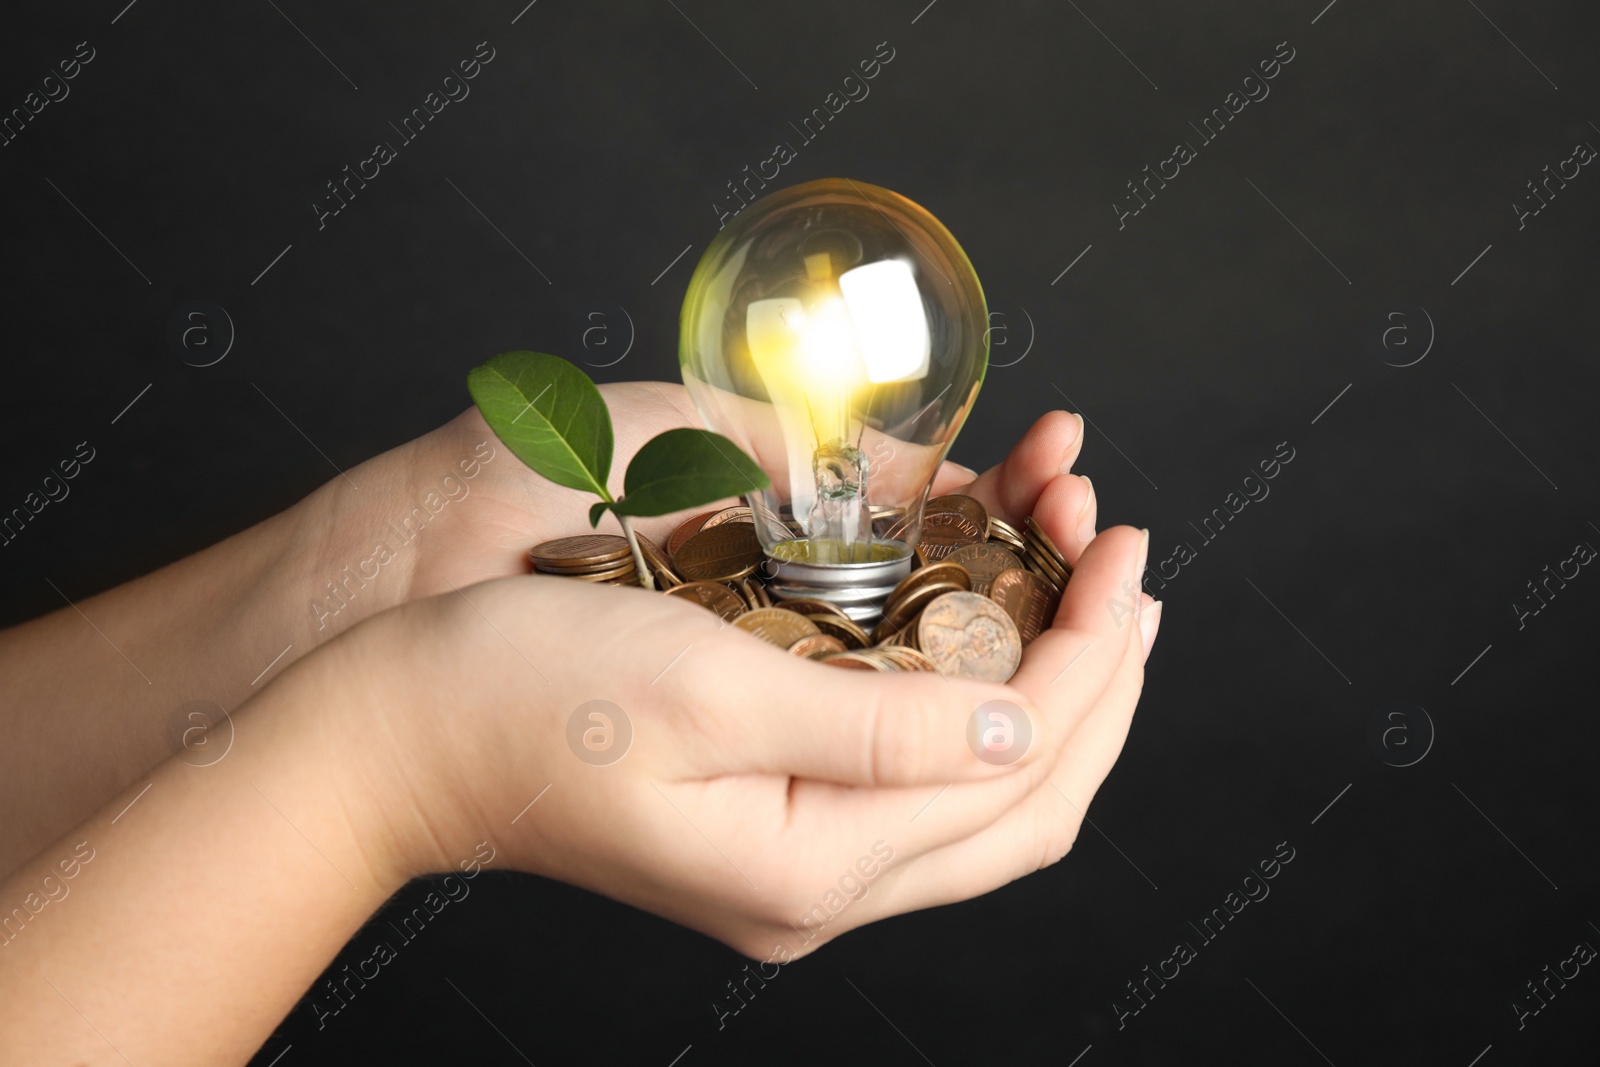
[466,351,770,590]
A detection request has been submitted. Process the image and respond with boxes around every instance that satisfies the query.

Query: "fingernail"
[1139,600,1163,661]
[948,462,978,482]
[1134,528,1150,618]
[1060,413,1085,474]
[1075,476,1097,543]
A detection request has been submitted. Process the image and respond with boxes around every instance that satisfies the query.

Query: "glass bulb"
[680,178,988,609]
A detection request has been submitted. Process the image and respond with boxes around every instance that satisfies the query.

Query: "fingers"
[1029,469,1097,567]
[685,640,1051,789]
[950,410,1084,525]
[1007,524,1146,724]
[930,460,980,496]
[859,583,1151,916]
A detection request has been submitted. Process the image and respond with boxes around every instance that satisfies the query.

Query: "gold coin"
[916,591,1023,683]
[675,522,764,582]
[530,534,631,569]
[662,580,747,621]
[732,607,821,648]
[989,567,1061,646]
[667,510,719,558]
[945,543,1023,597]
[788,633,847,658]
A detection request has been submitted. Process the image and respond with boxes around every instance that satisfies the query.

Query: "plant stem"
[616,514,655,591]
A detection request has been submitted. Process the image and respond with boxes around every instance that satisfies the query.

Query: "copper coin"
[874,579,968,644]
[776,597,852,621]
[989,567,1061,646]
[700,506,754,528]
[675,522,764,581]
[920,495,989,557]
[987,516,1027,551]
[667,510,719,558]
[636,533,681,586]
[1025,516,1073,576]
[732,607,820,648]
[819,653,879,671]
[530,534,631,568]
[884,562,972,611]
[751,579,773,608]
[945,543,1023,597]
[916,591,1023,683]
[734,577,763,611]
[662,580,747,621]
[1021,538,1069,591]
[917,507,986,561]
[789,633,847,658]
[811,613,873,650]
[569,560,638,583]
[880,645,937,672]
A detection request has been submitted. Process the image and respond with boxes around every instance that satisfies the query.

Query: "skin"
[0,387,1158,1064]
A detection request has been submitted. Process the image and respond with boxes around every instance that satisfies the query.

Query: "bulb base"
[763,540,912,625]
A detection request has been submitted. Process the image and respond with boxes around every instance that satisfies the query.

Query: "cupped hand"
[350,409,1159,960]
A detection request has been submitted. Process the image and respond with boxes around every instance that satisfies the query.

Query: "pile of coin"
[527,535,641,585]
[526,496,1071,684]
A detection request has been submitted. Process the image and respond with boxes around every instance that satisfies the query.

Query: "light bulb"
[680,178,989,622]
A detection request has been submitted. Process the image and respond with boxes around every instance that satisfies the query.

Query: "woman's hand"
[0,409,1156,1066]
[357,409,1157,958]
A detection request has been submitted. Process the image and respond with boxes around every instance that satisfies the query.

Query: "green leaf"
[466,351,613,499]
[612,428,771,518]
[588,500,613,527]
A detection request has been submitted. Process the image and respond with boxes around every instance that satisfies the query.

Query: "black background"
[4,1,1599,1063]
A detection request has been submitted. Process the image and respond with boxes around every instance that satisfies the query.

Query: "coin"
[818,652,879,671]
[987,516,1027,552]
[530,534,631,569]
[700,506,754,528]
[1024,516,1072,577]
[880,645,937,672]
[789,633,847,658]
[1021,538,1069,591]
[945,543,1023,597]
[916,591,1023,683]
[811,613,873,650]
[776,597,853,620]
[874,579,967,645]
[662,580,747,621]
[667,510,719,558]
[918,496,988,561]
[732,607,821,648]
[989,567,1060,646]
[636,534,681,586]
[884,562,972,611]
[675,522,764,581]
[569,561,638,583]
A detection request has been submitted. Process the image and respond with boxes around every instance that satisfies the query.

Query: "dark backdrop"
[4,1,1598,1063]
